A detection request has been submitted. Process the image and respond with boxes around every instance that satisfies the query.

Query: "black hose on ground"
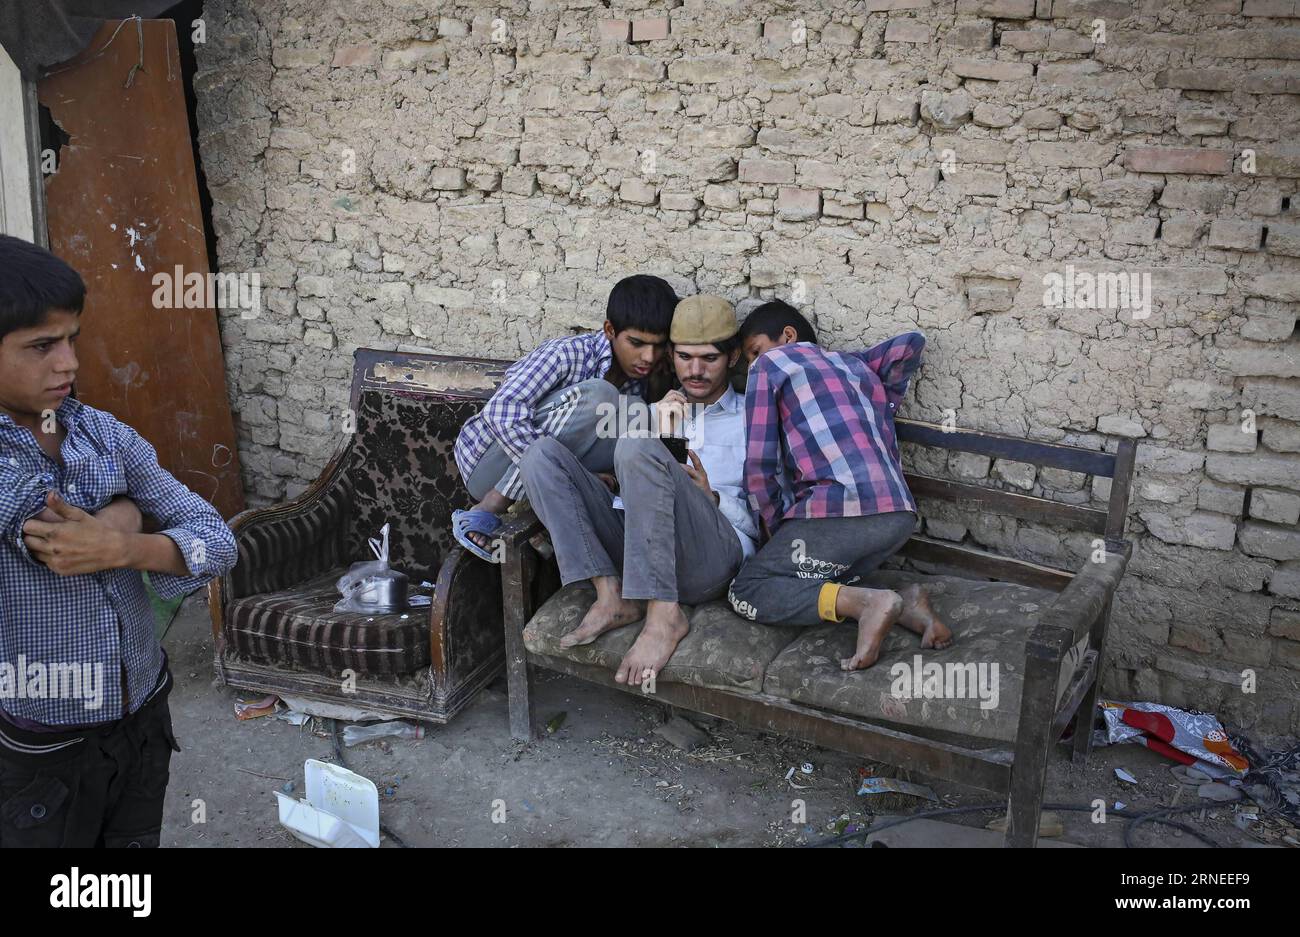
[329,718,410,848]
[803,801,1221,848]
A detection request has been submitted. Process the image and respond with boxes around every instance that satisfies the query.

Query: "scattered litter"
[408,595,432,608]
[785,766,808,790]
[275,709,310,726]
[653,715,709,752]
[857,775,938,803]
[1098,700,1248,777]
[419,580,435,589]
[281,781,295,794]
[987,811,1063,838]
[545,711,567,734]
[1234,808,1259,831]
[800,762,814,775]
[278,695,394,723]
[1115,767,1138,784]
[275,759,379,848]
[341,720,424,747]
[1232,738,1300,825]
[1198,782,1242,803]
[234,694,279,720]
[1114,801,1126,811]
[1170,764,1214,786]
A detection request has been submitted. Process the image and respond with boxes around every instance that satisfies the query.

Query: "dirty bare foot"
[615,601,689,687]
[836,587,904,671]
[561,578,644,648]
[896,584,953,650]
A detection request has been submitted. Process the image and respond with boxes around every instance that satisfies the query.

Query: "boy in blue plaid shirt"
[452,275,677,561]
[0,235,236,847]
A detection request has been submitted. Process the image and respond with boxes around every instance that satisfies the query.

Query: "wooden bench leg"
[502,547,534,741]
[1005,757,1047,848]
[1006,626,1070,847]
[1072,598,1112,766]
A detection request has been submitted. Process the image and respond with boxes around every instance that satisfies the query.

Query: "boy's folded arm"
[116,423,237,598]
[96,495,145,534]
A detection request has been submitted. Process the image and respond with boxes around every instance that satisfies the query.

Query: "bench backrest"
[894,419,1136,592]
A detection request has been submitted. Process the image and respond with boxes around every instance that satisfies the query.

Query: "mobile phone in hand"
[662,436,689,464]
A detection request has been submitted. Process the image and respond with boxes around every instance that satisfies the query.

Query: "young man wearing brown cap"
[518,295,756,686]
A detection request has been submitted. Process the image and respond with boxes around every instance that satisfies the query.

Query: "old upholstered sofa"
[209,351,519,723]
[495,392,1138,849]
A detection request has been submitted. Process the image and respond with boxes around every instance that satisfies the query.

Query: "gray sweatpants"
[464,378,621,503]
[727,512,917,627]
[518,435,744,604]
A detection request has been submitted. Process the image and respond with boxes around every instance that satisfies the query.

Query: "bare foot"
[615,602,689,686]
[839,589,903,671]
[896,584,953,650]
[560,594,644,648]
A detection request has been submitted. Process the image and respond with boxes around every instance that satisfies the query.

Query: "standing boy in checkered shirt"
[727,301,953,671]
[451,275,677,561]
[0,235,236,846]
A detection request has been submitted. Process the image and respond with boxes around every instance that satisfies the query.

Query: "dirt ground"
[162,595,1294,848]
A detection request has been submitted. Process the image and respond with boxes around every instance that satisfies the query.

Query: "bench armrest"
[498,503,544,548]
[1028,537,1132,663]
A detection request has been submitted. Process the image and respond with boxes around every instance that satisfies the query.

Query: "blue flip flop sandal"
[451,509,504,563]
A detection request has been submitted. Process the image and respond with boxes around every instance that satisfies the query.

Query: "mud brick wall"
[193,0,1300,735]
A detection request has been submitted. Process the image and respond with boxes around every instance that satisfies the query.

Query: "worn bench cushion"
[761,570,1086,743]
[522,583,800,693]
[226,569,430,675]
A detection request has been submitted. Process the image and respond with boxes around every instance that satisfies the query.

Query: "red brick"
[1123,147,1233,175]
[631,18,670,42]
[598,19,630,43]
[331,44,377,67]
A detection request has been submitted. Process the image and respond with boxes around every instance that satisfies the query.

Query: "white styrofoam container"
[275,758,380,848]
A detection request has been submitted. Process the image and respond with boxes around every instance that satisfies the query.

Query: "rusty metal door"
[39,18,244,517]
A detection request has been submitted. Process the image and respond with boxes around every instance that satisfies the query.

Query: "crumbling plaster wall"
[194,0,1300,735]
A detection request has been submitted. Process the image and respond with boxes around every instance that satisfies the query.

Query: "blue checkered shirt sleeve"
[114,421,238,599]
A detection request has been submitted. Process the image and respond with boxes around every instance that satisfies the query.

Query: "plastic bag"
[334,524,408,613]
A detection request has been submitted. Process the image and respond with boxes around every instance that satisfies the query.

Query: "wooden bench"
[498,417,1137,848]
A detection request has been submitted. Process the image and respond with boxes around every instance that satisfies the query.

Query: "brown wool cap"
[670,294,738,344]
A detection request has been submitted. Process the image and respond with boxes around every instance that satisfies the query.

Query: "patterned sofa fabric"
[522,583,801,693]
[226,569,431,675]
[761,569,1087,744]
[347,389,480,580]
